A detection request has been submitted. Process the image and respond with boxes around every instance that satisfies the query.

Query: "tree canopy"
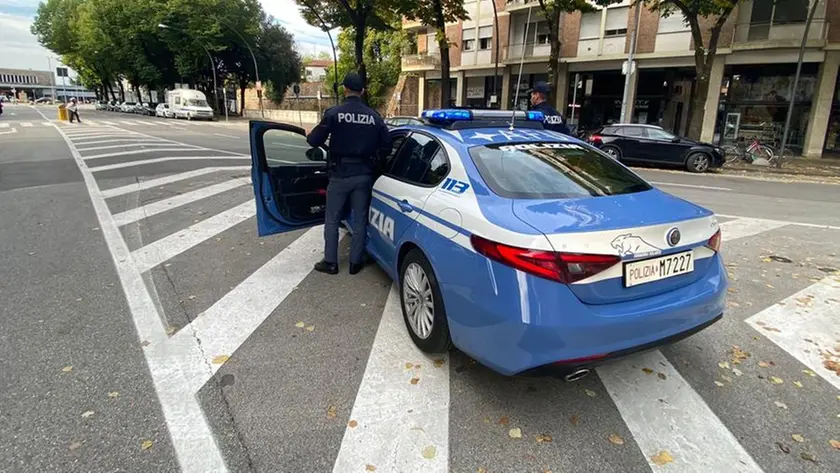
[31,0,301,108]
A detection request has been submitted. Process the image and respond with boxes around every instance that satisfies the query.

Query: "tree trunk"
[547,9,562,102]
[433,0,450,107]
[240,76,247,114]
[686,60,712,140]
[353,20,368,102]
[117,81,125,102]
[683,11,730,140]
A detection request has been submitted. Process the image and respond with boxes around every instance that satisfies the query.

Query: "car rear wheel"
[602,145,621,160]
[686,152,711,173]
[399,249,452,353]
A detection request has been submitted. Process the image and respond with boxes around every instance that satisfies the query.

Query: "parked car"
[155,103,174,118]
[94,100,108,110]
[120,101,137,112]
[385,116,424,128]
[586,124,725,173]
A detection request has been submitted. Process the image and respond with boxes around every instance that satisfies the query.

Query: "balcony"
[506,0,539,12]
[732,20,830,50]
[502,42,551,63]
[401,53,441,71]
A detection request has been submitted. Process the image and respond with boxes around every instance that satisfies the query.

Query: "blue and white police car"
[249,109,727,378]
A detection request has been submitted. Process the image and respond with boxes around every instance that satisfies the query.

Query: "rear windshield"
[468,142,652,199]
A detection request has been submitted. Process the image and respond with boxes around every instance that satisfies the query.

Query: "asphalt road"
[1,104,839,473]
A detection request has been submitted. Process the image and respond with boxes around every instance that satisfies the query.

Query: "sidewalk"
[714,156,840,183]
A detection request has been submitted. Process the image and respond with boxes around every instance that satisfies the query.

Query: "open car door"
[250,120,329,237]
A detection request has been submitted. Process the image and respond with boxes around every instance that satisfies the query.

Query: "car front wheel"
[686,152,711,173]
[399,248,452,353]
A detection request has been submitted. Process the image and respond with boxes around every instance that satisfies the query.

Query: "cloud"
[0,13,74,73]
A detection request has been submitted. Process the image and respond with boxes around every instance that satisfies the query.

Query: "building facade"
[401,0,840,158]
[0,67,97,102]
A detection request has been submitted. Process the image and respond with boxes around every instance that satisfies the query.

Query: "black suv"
[587,124,725,173]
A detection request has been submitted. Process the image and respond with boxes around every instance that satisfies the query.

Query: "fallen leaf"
[763,326,782,333]
[829,439,840,450]
[188,295,196,300]
[608,433,624,445]
[326,405,337,419]
[657,372,667,380]
[650,450,674,466]
[61,365,73,373]
[81,411,94,418]
[410,378,420,385]
[414,364,421,369]
[498,416,509,425]
[792,434,805,443]
[477,468,487,473]
[732,368,743,377]
[365,465,376,472]
[508,428,523,439]
[718,361,731,369]
[140,340,150,347]
[570,415,580,425]
[141,439,153,450]
[766,283,775,289]
[433,358,446,368]
[294,321,305,328]
[800,452,817,463]
[714,381,725,387]
[803,369,816,377]
[769,376,784,385]
[793,381,803,388]
[68,441,82,451]
[642,368,654,375]
[404,362,413,369]
[721,375,733,382]
[348,420,358,428]
[774,401,788,409]
[421,445,437,459]
[165,326,175,335]
[535,434,553,443]
[584,389,597,397]
[776,442,791,454]
[211,355,230,364]
[305,325,315,332]
[758,361,770,368]
[107,391,120,398]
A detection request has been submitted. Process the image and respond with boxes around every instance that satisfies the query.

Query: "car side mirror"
[671,137,681,143]
[305,147,327,162]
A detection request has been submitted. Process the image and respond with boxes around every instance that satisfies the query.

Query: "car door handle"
[398,200,413,213]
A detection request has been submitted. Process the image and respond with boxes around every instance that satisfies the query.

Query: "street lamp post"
[218,19,263,117]
[158,23,228,121]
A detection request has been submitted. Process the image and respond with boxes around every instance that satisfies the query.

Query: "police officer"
[527,81,570,135]
[306,72,392,275]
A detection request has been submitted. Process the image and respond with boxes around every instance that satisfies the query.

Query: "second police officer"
[527,81,570,135]
[306,72,392,276]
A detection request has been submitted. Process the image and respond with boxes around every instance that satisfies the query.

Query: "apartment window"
[658,11,689,33]
[605,7,629,36]
[478,26,492,50]
[536,21,550,44]
[773,0,808,24]
[462,28,475,51]
[579,11,601,39]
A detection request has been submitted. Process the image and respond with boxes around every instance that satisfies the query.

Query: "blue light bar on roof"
[421,109,473,122]
[526,111,545,121]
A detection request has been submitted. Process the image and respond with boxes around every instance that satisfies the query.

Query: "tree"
[256,18,303,103]
[389,0,467,108]
[296,0,396,99]
[631,1,737,139]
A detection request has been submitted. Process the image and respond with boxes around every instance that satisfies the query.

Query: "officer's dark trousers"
[324,174,373,265]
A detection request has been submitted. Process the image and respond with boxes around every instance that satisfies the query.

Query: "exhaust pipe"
[564,368,591,382]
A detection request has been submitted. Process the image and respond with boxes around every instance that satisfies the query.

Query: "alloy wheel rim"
[695,155,709,172]
[403,263,434,340]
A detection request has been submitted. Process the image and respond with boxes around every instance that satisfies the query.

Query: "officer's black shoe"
[349,262,364,275]
[314,260,338,275]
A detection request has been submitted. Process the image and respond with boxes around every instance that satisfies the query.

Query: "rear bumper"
[444,253,728,376]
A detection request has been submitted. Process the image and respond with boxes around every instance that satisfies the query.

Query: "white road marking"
[332,286,449,473]
[72,138,166,146]
[111,178,250,226]
[598,350,763,473]
[746,276,840,391]
[119,120,137,125]
[719,218,788,241]
[0,123,8,128]
[42,121,53,126]
[83,148,204,160]
[49,120,228,473]
[101,166,251,198]
[99,120,116,125]
[170,225,329,391]
[650,181,731,191]
[716,213,840,232]
[77,142,200,152]
[0,128,17,135]
[212,133,239,139]
[89,155,249,172]
[21,122,33,127]
[131,200,256,272]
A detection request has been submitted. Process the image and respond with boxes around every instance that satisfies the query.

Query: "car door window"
[381,132,409,173]
[645,128,676,141]
[618,126,643,138]
[264,128,315,166]
[387,133,449,186]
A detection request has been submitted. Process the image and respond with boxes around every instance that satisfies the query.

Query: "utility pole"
[620,3,643,123]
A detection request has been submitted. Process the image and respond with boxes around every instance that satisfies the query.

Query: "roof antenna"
[510,4,533,131]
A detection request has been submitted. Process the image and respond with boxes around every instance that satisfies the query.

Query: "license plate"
[624,250,694,287]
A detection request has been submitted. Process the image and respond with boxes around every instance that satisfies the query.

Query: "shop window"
[605,7,629,37]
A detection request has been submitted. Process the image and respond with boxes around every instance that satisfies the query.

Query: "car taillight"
[589,135,603,145]
[706,229,722,252]
[470,235,620,284]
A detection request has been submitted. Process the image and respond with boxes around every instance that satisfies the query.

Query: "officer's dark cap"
[527,81,550,95]
[342,72,364,92]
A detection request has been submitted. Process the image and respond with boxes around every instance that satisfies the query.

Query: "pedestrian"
[68,98,81,123]
[306,72,392,275]
[527,81,569,135]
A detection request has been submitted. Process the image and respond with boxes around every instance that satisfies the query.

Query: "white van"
[167,89,214,120]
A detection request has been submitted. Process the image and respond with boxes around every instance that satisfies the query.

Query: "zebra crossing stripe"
[0,123,8,128]
[101,166,251,198]
[21,122,33,127]
[119,120,136,125]
[332,285,449,473]
[112,177,250,226]
[42,121,53,126]
[83,148,202,160]
[88,155,249,172]
[77,142,196,152]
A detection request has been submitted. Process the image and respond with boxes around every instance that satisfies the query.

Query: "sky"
[0,0,337,76]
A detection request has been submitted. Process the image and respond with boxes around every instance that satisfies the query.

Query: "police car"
[249,109,727,378]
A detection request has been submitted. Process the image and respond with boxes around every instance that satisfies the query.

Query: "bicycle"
[722,137,774,165]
